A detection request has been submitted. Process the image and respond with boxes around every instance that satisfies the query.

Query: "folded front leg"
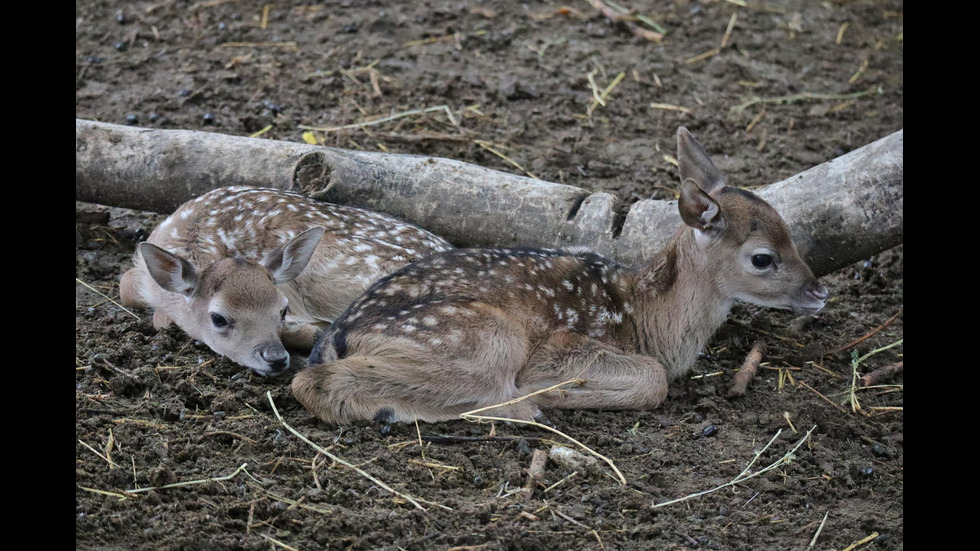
[518,331,669,412]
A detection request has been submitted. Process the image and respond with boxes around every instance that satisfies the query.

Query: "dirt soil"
[76,1,903,549]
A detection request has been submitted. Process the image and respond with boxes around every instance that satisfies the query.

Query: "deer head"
[674,127,828,315]
[139,226,325,376]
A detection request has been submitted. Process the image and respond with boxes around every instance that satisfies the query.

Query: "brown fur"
[292,128,828,422]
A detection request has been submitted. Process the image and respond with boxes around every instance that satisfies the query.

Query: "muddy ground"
[76,1,903,549]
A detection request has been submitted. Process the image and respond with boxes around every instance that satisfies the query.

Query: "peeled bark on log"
[76,119,903,276]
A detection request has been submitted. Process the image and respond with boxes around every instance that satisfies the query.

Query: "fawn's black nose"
[258,344,290,373]
[809,284,829,301]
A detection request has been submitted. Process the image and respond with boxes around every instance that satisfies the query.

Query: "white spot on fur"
[565,309,579,325]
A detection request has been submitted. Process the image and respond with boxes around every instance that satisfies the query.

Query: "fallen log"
[75,119,902,276]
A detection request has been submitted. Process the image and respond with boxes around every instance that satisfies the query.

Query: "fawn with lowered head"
[120,186,452,376]
[292,127,829,423]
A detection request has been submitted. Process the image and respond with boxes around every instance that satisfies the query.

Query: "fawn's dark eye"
[751,254,773,269]
[211,313,229,328]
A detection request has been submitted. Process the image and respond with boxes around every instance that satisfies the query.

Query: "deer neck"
[626,228,733,379]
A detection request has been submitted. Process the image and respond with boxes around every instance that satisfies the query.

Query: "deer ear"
[679,179,722,232]
[677,127,726,196]
[140,243,200,296]
[264,226,325,284]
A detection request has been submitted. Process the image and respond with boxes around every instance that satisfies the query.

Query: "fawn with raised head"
[120,186,452,376]
[292,128,828,423]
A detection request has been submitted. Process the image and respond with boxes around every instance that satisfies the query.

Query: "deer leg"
[152,309,174,329]
[292,305,542,424]
[292,354,542,424]
[280,320,328,352]
[518,332,669,412]
[119,268,146,307]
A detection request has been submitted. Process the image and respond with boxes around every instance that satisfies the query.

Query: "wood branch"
[730,341,766,396]
[76,119,903,276]
[859,362,903,387]
[521,449,548,500]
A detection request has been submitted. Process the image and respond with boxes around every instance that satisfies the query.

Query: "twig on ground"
[685,46,725,64]
[808,511,830,549]
[266,392,449,511]
[651,425,817,509]
[474,140,539,180]
[251,483,334,515]
[522,449,548,499]
[545,499,603,546]
[585,0,664,42]
[721,11,738,47]
[220,41,298,50]
[260,533,301,551]
[798,381,849,414]
[125,462,259,494]
[826,309,902,354]
[730,341,766,396]
[299,105,459,134]
[730,88,880,115]
[77,485,134,501]
[841,532,880,551]
[806,361,843,379]
[587,70,626,116]
[76,278,141,320]
[544,471,579,493]
[421,434,548,444]
[408,459,462,472]
[846,339,903,413]
[783,411,797,433]
[79,438,119,469]
[859,361,903,387]
[729,319,805,347]
[460,373,627,485]
[650,102,692,114]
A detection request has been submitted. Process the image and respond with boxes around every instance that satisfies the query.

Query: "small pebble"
[203,112,216,125]
[263,100,283,115]
[858,466,874,478]
[125,114,139,125]
[379,424,391,436]
[701,424,719,437]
